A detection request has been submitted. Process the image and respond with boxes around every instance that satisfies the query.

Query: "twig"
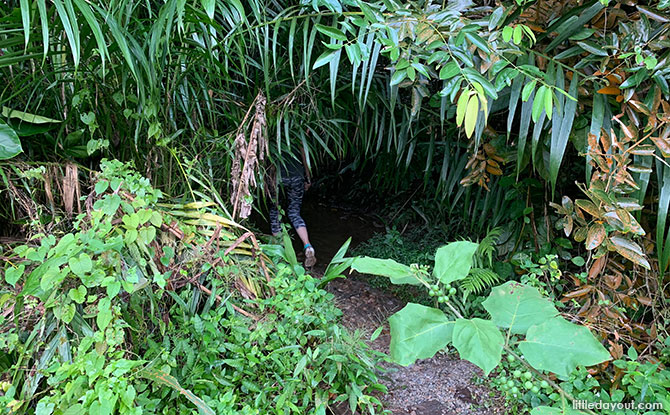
[195,282,259,321]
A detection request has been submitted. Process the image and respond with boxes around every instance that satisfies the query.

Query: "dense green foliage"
[0,161,385,414]
[2,0,670,414]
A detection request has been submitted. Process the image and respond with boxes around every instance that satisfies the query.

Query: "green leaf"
[36,401,55,415]
[483,282,558,334]
[96,297,112,330]
[350,257,420,285]
[433,241,478,284]
[502,26,513,42]
[68,285,86,304]
[0,121,23,160]
[69,253,93,277]
[465,33,490,54]
[315,24,347,41]
[439,61,460,80]
[390,69,407,86]
[389,303,454,366]
[513,25,523,44]
[452,318,503,375]
[313,50,336,69]
[5,264,25,286]
[94,181,109,195]
[201,0,215,19]
[576,41,608,56]
[518,317,611,378]
[522,80,536,102]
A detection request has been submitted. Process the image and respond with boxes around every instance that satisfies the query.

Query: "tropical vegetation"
[1,0,670,414]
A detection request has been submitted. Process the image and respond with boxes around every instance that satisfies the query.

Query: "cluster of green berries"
[428,283,457,303]
[494,355,551,399]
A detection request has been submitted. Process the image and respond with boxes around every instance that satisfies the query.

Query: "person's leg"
[285,175,316,266]
[269,203,281,236]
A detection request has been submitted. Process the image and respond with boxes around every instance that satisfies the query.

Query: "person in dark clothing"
[270,152,316,267]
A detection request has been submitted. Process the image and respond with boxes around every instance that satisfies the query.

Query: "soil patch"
[300,203,505,415]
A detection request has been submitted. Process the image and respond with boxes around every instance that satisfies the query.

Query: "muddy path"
[297,203,505,415]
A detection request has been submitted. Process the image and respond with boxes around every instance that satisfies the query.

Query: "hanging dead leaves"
[230,93,268,220]
[460,142,504,190]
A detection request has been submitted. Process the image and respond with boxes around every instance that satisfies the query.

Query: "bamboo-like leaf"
[544,89,553,120]
[72,0,108,72]
[656,160,670,273]
[517,84,534,176]
[532,86,546,122]
[20,0,30,47]
[549,73,578,196]
[507,63,524,137]
[140,368,215,415]
[315,24,347,41]
[53,0,80,68]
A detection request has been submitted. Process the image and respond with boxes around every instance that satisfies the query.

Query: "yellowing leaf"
[464,95,479,138]
[456,89,470,127]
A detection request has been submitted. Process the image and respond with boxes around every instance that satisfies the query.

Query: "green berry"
[500,376,507,383]
[511,386,519,394]
[523,371,532,380]
[445,283,452,290]
[506,380,514,388]
[524,381,533,389]
[428,290,436,297]
[438,295,447,303]
[448,287,457,295]
[432,284,440,291]
[507,355,515,362]
[502,385,509,391]
[531,386,540,393]
[540,380,549,389]
[513,370,521,378]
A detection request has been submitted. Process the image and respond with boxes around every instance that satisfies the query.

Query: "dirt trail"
[299,203,504,415]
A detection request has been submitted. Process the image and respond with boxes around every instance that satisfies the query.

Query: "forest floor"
[299,203,506,415]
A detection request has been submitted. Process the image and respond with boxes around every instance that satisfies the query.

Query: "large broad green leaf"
[389,303,454,365]
[519,317,611,378]
[482,282,558,334]
[433,241,479,284]
[0,121,22,160]
[351,257,420,285]
[531,406,587,415]
[452,318,503,375]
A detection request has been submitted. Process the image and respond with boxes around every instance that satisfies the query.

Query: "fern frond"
[473,226,502,268]
[459,268,501,296]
